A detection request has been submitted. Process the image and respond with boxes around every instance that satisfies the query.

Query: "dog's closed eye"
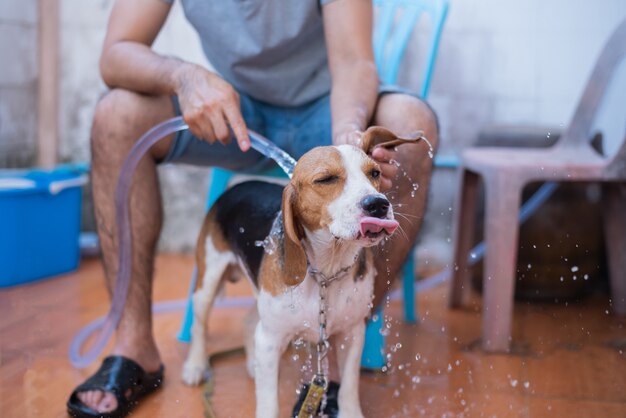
[314,174,339,184]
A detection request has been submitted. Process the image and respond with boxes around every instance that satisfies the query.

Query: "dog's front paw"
[181,359,209,386]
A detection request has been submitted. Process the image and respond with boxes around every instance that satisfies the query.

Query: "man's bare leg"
[77,89,176,413]
[371,93,439,309]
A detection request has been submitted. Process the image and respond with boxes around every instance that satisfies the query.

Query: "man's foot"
[72,343,161,414]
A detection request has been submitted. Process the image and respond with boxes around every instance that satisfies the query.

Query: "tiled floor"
[1,254,625,417]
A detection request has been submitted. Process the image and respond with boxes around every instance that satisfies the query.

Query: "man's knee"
[375,93,439,145]
[91,89,174,160]
[92,89,139,154]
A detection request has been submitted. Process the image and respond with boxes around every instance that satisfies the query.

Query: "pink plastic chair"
[449,18,626,352]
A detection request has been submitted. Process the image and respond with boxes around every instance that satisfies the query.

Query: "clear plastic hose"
[69,117,295,368]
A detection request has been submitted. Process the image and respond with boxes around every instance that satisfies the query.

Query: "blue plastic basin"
[0,168,87,287]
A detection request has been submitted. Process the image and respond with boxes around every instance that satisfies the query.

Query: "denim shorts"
[162,85,418,172]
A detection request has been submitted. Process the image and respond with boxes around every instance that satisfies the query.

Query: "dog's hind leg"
[182,234,235,386]
[243,304,259,379]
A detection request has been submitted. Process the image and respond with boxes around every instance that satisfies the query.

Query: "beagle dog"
[182,127,424,418]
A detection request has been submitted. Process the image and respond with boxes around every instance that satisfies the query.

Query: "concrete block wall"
[0,0,39,167]
[1,0,625,257]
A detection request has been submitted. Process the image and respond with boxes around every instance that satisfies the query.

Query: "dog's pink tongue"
[359,217,399,236]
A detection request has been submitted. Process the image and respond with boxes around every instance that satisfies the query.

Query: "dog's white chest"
[257,271,374,341]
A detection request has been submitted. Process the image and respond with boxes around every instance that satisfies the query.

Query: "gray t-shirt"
[162,0,334,107]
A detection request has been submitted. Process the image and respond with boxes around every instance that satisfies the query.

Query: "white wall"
[420,0,626,153]
[400,0,626,261]
[1,0,625,253]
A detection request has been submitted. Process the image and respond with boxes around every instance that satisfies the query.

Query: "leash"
[297,256,358,417]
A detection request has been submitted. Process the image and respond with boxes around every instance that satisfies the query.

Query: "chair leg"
[177,267,198,343]
[481,176,523,352]
[602,182,626,316]
[206,168,234,209]
[449,169,480,308]
[402,251,417,323]
[360,308,385,369]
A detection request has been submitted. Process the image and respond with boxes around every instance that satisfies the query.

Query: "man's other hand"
[334,127,397,192]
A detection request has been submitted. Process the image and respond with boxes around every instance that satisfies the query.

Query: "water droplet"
[292,354,299,361]
[510,379,518,388]
[293,337,305,349]
[412,375,421,384]
[523,381,530,389]
[571,266,579,272]
[239,227,245,233]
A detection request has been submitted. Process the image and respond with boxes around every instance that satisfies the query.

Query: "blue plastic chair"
[178,0,450,369]
[361,0,449,369]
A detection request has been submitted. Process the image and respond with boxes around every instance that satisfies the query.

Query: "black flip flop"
[67,355,164,418]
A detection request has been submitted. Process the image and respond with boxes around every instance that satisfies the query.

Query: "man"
[67,0,438,416]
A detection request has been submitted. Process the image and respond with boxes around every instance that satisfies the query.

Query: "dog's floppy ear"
[360,126,426,155]
[281,183,308,286]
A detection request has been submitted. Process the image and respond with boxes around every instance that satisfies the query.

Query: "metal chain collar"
[307,254,360,388]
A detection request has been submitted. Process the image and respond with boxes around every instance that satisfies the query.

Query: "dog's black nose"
[361,195,390,218]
